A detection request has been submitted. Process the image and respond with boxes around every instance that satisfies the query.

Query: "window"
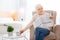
[0,0,18,12]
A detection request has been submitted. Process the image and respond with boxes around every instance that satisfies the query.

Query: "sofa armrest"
[54,25,60,40]
[52,25,56,33]
[30,25,35,40]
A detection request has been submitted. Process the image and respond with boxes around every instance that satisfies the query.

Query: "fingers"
[50,16,53,19]
[20,30,24,34]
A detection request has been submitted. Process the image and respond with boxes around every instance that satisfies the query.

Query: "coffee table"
[2,33,27,40]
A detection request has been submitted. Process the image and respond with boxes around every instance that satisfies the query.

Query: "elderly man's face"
[36,5,43,14]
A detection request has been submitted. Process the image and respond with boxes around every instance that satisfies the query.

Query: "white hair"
[35,4,43,9]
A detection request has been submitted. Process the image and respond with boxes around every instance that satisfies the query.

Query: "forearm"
[20,22,33,34]
[23,23,32,31]
[22,14,36,32]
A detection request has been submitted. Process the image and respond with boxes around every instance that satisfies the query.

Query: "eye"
[37,9,40,10]
[37,8,43,10]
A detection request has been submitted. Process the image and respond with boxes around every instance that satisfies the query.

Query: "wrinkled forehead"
[36,4,43,9]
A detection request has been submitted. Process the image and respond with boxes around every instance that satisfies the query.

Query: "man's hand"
[50,16,53,19]
[50,16,54,21]
[20,29,24,34]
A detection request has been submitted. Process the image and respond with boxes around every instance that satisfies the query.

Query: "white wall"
[0,0,18,12]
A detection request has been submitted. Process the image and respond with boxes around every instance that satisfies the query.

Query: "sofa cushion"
[44,32,56,40]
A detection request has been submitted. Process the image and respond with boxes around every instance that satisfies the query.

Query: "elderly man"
[20,4,54,40]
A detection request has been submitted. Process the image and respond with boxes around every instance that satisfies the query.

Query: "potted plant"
[7,26,14,36]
